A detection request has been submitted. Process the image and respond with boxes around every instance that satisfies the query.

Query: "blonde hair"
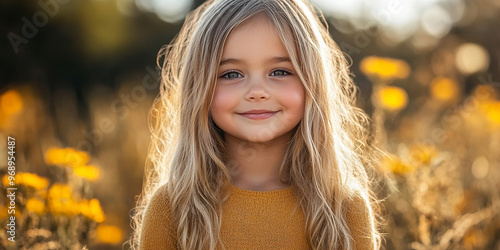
[128,0,382,249]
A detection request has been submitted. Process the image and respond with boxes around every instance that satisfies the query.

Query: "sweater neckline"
[229,183,294,198]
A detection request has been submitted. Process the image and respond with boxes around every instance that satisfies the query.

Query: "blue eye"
[220,71,243,79]
[270,69,291,77]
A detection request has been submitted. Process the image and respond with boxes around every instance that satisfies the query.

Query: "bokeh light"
[377,86,409,111]
[135,0,193,23]
[0,90,23,116]
[455,43,490,75]
[312,0,466,43]
[430,77,460,103]
[421,5,452,38]
[96,224,124,245]
[471,156,489,179]
[360,56,410,81]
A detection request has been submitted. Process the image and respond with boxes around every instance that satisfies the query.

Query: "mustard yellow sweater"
[139,183,376,249]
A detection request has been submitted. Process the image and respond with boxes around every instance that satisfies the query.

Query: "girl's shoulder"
[147,183,171,210]
[139,183,176,249]
[142,183,173,224]
[344,194,371,226]
[344,194,379,250]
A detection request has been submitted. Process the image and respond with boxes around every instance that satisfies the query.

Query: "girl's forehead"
[220,18,291,62]
[222,14,295,56]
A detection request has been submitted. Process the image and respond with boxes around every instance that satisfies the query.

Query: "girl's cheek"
[281,83,305,103]
[212,87,235,109]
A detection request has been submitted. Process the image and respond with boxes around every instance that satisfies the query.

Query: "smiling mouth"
[237,111,278,120]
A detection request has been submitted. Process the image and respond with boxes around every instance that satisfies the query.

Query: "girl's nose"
[244,81,270,101]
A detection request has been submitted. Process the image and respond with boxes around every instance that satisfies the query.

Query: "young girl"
[130,0,382,249]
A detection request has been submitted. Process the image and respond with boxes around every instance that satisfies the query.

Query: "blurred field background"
[1,0,499,249]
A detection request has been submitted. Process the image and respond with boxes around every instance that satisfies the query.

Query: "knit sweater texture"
[139,183,376,249]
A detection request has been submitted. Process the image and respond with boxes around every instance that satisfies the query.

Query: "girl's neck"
[225,132,291,191]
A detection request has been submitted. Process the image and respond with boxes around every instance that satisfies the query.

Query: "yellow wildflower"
[382,155,414,175]
[0,89,23,116]
[45,147,90,167]
[96,225,123,245]
[48,184,79,216]
[80,198,106,223]
[2,175,10,187]
[73,165,101,181]
[2,172,49,190]
[49,199,80,216]
[26,198,46,215]
[480,100,500,126]
[377,86,409,111]
[48,183,72,200]
[15,209,22,219]
[1,206,23,220]
[430,77,460,102]
[360,56,410,81]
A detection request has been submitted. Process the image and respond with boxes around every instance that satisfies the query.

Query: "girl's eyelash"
[218,68,293,79]
[219,70,243,79]
[270,68,292,77]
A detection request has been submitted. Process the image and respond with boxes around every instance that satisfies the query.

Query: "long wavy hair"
[128,0,382,249]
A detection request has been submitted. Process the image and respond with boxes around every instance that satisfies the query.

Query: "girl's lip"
[238,111,278,120]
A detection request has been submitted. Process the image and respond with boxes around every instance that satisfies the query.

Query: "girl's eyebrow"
[267,56,291,64]
[219,56,291,66]
[219,58,241,66]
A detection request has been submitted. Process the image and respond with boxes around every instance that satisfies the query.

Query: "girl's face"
[210,15,305,144]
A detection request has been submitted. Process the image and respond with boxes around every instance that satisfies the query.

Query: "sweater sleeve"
[139,185,177,250]
[345,195,378,250]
